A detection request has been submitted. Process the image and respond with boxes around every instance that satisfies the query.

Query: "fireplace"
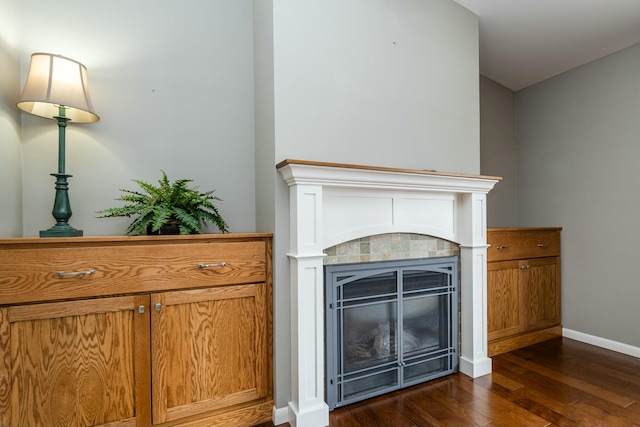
[325,256,458,410]
[277,159,500,427]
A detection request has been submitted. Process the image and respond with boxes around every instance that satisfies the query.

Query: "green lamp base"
[40,224,83,238]
[39,112,84,239]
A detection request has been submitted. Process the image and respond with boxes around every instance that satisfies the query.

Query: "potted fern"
[97,171,228,235]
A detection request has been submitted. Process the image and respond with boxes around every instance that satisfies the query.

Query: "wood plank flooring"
[259,337,640,426]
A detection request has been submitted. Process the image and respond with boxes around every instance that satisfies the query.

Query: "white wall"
[272,0,480,175]
[516,43,640,348]
[254,0,480,413]
[480,75,517,227]
[253,0,290,409]
[17,0,256,236]
[0,0,23,237]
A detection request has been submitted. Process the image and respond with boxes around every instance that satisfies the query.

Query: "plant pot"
[147,219,181,235]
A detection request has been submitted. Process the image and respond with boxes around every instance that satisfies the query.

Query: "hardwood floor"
[258,337,640,426]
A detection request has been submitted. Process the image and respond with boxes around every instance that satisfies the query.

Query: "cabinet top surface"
[0,233,273,249]
[488,227,562,232]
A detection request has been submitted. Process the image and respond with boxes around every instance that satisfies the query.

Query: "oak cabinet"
[0,295,151,426]
[150,285,270,425]
[487,228,561,356]
[0,234,273,427]
[487,259,523,342]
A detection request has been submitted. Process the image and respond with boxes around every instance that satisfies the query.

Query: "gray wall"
[0,0,22,237]
[480,75,517,227]
[17,0,256,237]
[516,43,640,348]
[253,0,287,407]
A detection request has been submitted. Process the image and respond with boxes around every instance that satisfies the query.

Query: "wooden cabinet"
[0,295,151,426]
[0,234,273,427]
[150,286,270,425]
[487,228,561,356]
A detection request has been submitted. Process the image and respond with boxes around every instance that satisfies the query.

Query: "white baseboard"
[273,405,290,426]
[563,328,640,358]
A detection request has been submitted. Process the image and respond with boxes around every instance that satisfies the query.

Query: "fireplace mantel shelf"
[277,159,501,195]
[276,159,502,181]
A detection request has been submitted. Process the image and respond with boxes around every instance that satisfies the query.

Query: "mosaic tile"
[323,233,459,265]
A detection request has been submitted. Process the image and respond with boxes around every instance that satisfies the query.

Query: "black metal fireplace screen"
[325,257,458,410]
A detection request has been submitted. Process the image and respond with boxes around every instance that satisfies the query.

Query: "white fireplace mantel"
[277,159,501,427]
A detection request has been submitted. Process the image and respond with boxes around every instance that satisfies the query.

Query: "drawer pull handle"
[56,269,96,277]
[520,265,530,270]
[495,246,509,250]
[537,243,549,247]
[197,262,227,269]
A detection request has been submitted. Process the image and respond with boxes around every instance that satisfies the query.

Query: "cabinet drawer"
[0,240,267,305]
[487,229,560,262]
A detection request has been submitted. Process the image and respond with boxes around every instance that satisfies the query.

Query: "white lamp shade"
[17,52,99,123]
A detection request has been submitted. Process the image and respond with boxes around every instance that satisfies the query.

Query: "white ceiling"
[453,0,640,91]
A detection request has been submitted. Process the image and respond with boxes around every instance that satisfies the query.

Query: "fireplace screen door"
[325,257,458,410]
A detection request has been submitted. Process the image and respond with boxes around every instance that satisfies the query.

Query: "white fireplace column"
[287,182,330,427]
[457,192,493,377]
[278,160,500,427]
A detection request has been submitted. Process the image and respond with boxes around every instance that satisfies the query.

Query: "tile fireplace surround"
[277,159,501,427]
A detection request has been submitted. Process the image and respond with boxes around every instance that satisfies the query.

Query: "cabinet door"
[487,260,525,341]
[151,284,268,425]
[0,296,151,427]
[523,257,560,330]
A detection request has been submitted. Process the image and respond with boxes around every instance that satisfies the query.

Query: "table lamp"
[17,52,100,237]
